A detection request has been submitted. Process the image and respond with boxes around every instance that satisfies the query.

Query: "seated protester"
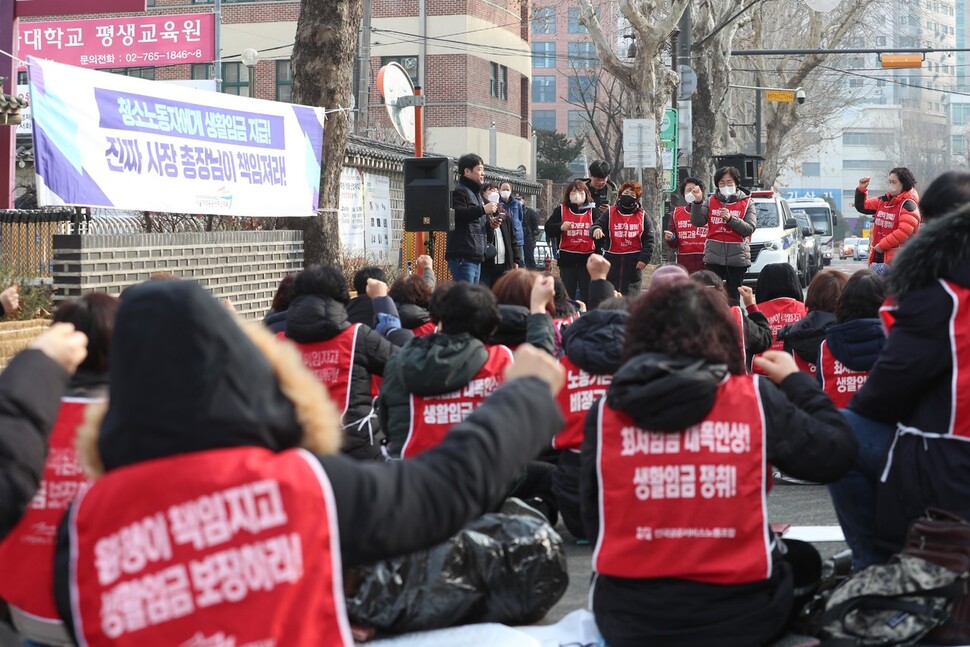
[1,285,19,318]
[346,266,387,326]
[649,264,690,290]
[590,180,657,297]
[49,280,566,646]
[777,270,848,375]
[551,298,628,541]
[0,294,118,647]
[690,270,771,372]
[750,264,806,373]
[818,269,887,408]
[551,275,581,332]
[830,171,970,570]
[580,280,856,647]
[586,254,621,311]
[488,269,557,355]
[387,257,437,337]
[263,273,296,334]
[0,324,87,542]
[285,265,401,461]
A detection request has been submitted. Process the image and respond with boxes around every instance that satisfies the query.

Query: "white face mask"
[720,185,736,198]
[570,192,585,205]
[486,192,500,204]
[500,190,511,200]
[684,192,696,204]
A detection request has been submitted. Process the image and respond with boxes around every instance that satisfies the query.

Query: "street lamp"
[241,48,259,98]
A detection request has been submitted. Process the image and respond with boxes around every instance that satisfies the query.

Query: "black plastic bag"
[344,513,568,633]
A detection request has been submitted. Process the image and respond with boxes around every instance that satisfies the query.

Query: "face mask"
[720,185,736,198]
[570,193,585,205]
[684,192,696,204]
[500,190,511,200]
[487,192,500,204]
[618,195,638,211]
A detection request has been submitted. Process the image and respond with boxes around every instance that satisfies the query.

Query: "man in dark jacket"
[448,153,497,283]
[49,280,565,645]
[583,160,617,216]
[346,266,388,326]
[518,196,541,269]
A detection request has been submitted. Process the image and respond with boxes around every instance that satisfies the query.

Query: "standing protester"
[688,166,757,304]
[854,167,920,264]
[590,180,657,296]
[518,195,541,269]
[545,180,597,303]
[583,160,617,216]
[664,177,709,275]
[499,182,526,263]
[448,153,497,283]
[481,182,521,288]
[580,280,855,647]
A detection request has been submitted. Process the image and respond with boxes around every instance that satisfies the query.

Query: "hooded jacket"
[849,208,970,552]
[777,309,837,366]
[284,293,400,460]
[824,318,885,373]
[580,353,855,647]
[854,187,920,263]
[53,280,565,643]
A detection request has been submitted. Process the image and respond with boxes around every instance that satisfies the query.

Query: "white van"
[743,190,804,285]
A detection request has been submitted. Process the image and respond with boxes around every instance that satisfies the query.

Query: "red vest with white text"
[68,446,351,647]
[751,298,807,374]
[871,189,920,262]
[707,195,751,243]
[552,355,613,451]
[937,280,970,438]
[818,340,869,409]
[794,353,816,376]
[289,324,360,416]
[559,206,596,254]
[671,205,707,256]
[401,345,514,458]
[607,206,644,255]
[593,375,770,584]
[730,306,747,371]
[0,399,97,623]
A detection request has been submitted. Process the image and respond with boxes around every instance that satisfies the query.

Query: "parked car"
[841,238,858,260]
[534,230,553,268]
[785,197,837,266]
[790,208,821,285]
[744,190,804,286]
[854,238,870,261]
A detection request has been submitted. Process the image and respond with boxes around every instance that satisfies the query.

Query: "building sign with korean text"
[18,14,215,69]
[29,57,326,217]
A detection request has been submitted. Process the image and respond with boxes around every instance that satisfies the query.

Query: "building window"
[532,75,556,103]
[532,109,556,131]
[531,7,555,34]
[843,160,880,170]
[567,110,588,137]
[953,135,965,156]
[490,63,508,100]
[276,60,293,102]
[380,56,419,86]
[222,62,249,96]
[191,63,209,80]
[953,104,970,125]
[567,76,596,102]
[568,42,597,68]
[568,8,588,34]
[532,42,556,68]
[105,66,156,79]
[801,162,820,176]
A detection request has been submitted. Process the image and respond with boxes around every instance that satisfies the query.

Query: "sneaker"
[499,496,548,524]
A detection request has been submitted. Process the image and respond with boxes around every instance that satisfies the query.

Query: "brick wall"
[51,231,303,320]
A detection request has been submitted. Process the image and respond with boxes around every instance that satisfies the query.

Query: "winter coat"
[484,210,520,276]
[262,309,288,334]
[849,207,970,552]
[487,304,556,354]
[346,294,375,326]
[523,205,540,245]
[778,310,837,366]
[582,177,619,211]
[854,187,920,264]
[581,353,855,647]
[285,294,398,460]
[824,318,886,374]
[448,176,488,262]
[500,196,526,247]
[52,280,565,643]
[397,303,433,334]
[689,191,757,267]
[590,205,658,296]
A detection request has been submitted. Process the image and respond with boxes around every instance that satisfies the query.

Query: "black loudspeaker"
[404,157,456,231]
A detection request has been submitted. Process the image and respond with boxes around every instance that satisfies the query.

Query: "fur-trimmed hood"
[78,280,342,478]
[889,207,970,300]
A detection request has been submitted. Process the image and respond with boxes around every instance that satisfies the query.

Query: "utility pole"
[0,1,16,209]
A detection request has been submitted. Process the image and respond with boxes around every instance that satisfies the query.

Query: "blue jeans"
[447,257,481,284]
[828,409,896,570]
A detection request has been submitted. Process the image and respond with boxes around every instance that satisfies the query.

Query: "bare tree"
[291,0,364,268]
[562,68,629,185]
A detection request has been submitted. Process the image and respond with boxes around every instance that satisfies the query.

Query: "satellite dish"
[377,62,416,144]
[804,0,841,11]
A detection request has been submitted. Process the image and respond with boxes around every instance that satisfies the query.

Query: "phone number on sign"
[124,50,204,63]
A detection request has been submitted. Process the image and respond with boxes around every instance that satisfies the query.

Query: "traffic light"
[880,54,923,69]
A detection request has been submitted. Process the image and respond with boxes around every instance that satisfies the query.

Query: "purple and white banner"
[28,57,326,217]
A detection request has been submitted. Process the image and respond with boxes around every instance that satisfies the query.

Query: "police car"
[744,190,804,286]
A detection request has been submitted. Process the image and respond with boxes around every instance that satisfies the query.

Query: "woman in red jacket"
[854,167,920,264]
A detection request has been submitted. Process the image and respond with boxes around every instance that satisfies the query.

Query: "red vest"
[671,205,708,256]
[593,375,771,584]
[751,299,807,375]
[0,398,96,622]
[940,280,970,438]
[68,447,351,647]
[412,321,437,337]
[730,306,747,371]
[707,195,751,243]
[552,355,613,451]
[553,313,580,333]
[401,345,514,458]
[559,206,595,254]
[794,353,816,376]
[818,340,869,409]
[607,206,644,255]
[291,324,360,417]
[872,189,919,260]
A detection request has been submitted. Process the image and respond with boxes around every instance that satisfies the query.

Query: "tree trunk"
[291,0,363,268]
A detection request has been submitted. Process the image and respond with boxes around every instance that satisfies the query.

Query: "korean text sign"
[18,14,215,69]
[28,57,327,217]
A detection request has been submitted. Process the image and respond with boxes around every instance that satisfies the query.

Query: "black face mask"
[618,195,639,213]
